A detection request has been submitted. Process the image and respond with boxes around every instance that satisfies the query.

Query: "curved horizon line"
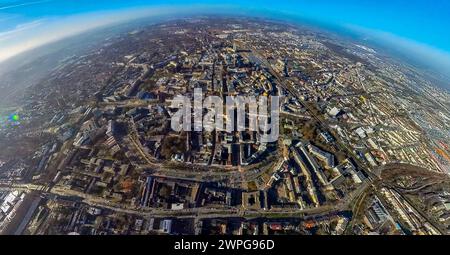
[1,5,449,80]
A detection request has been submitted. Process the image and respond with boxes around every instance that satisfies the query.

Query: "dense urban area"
[1,17,450,235]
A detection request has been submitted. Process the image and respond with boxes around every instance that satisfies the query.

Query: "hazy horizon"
[1,1,450,78]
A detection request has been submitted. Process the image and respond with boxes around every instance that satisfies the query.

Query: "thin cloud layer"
[346,24,450,76]
[0,0,52,10]
[0,6,192,63]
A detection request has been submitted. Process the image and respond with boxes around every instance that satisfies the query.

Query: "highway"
[98,98,159,108]
[238,42,375,179]
[0,171,373,220]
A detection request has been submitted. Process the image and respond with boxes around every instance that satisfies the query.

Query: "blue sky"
[0,0,450,73]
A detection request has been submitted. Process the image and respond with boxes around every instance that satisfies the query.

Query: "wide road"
[238,42,375,179]
[0,171,374,220]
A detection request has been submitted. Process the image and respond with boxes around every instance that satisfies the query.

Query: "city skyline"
[1,2,450,237]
